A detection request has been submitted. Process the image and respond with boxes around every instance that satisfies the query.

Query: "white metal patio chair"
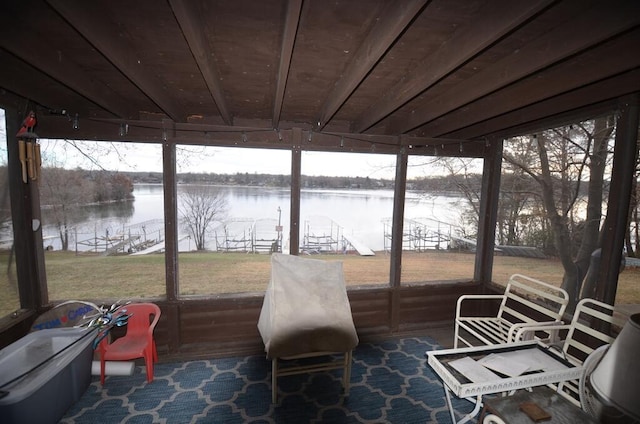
[514,297,624,406]
[454,274,569,348]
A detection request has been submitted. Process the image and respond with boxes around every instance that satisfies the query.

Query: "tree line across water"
[124,169,482,192]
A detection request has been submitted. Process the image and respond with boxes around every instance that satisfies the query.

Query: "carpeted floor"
[61,336,469,423]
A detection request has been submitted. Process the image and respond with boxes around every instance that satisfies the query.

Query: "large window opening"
[0,109,20,318]
[300,150,395,287]
[401,155,483,284]
[176,146,291,296]
[39,139,166,301]
[496,116,639,306]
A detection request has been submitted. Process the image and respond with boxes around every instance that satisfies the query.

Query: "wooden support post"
[390,147,407,288]
[6,107,48,309]
[289,128,302,255]
[389,145,408,331]
[162,120,178,302]
[474,138,503,284]
[597,95,639,304]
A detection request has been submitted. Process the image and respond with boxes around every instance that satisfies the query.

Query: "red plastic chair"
[98,303,161,384]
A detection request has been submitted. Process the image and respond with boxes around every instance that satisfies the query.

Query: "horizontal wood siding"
[0,283,487,359]
[146,283,483,360]
[0,283,490,361]
[398,282,483,332]
[169,296,264,358]
[349,288,391,331]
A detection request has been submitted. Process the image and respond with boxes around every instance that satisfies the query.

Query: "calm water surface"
[39,184,468,252]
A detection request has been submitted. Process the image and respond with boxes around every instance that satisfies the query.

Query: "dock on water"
[342,234,374,256]
[301,215,376,256]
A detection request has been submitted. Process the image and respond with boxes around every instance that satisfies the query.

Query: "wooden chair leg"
[343,350,352,395]
[271,358,278,404]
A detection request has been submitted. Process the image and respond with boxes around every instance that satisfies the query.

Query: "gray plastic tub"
[0,327,96,424]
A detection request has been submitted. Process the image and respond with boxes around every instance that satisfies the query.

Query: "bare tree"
[503,116,615,308]
[40,167,94,250]
[430,158,483,239]
[624,136,640,258]
[179,186,228,250]
[496,138,543,248]
[0,166,10,231]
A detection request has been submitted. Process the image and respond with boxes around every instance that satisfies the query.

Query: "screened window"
[495,117,639,305]
[401,155,482,284]
[39,139,166,301]
[177,146,291,295]
[0,109,20,318]
[300,150,395,287]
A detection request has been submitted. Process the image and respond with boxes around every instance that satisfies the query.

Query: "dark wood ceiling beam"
[393,0,640,134]
[47,0,186,122]
[90,117,272,133]
[351,0,556,133]
[445,68,640,141]
[272,0,303,130]
[0,50,96,118]
[83,118,475,153]
[419,29,640,138]
[0,18,134,118]
[168,0,232,126]
[315,0,429,131]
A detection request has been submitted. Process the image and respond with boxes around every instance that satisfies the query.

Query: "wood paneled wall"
[149,281,484,362]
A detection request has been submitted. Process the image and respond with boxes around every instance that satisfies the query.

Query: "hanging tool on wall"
[16,110,41,183]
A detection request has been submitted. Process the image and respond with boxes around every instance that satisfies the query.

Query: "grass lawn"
[1,250,638,318]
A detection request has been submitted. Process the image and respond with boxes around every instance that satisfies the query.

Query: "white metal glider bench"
[258,253,359,403]
[454,274,569,348]
[514,297,624,407]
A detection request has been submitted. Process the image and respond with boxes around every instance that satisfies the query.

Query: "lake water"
[39,184,470,253]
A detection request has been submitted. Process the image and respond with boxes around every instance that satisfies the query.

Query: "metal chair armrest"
[455,294,506,319]
[513,323,571,343]
[508,320,563,342]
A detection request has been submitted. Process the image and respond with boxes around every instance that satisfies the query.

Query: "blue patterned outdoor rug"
[61,336,468,423]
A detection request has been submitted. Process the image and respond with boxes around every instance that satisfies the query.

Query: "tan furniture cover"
[258,253,359,359]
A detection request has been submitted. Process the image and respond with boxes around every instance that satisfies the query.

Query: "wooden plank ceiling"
[0,0,639,152]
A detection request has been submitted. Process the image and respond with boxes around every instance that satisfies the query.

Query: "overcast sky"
[36,138,401,179]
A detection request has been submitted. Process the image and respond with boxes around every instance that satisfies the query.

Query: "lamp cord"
[579,344,608,418]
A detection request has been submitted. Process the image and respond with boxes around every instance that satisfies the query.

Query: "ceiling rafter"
[392,0,640,134]
[420,29,640,138]
[46,0,186,122]
[272,0,303,130]
[168,0,233,126]
[0,51,93,115]
[0,13,134,119]
[315,0,429,131]
[351,0,556,133]
[456,70,640,141]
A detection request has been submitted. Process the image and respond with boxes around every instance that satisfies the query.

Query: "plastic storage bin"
[0,327,96,424]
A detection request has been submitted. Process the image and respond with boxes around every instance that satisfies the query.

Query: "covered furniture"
[258,253,359,403]
[454,274,569,348]
[98,302,161,384]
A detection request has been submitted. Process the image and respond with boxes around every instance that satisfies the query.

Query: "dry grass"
[1,250,638,318]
